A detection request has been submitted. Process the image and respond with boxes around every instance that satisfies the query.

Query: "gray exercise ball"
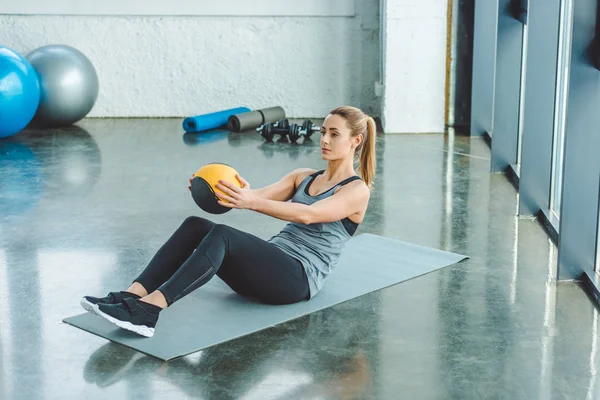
[26,44,99,127]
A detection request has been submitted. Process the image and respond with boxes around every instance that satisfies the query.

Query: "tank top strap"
[297,170,324,191]
[332,175,362,190]
[297,171,362,197]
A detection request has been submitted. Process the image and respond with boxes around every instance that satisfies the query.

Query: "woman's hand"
[215,175,259,210]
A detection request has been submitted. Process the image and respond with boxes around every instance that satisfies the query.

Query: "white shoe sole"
[80,298,99,315]
[94,305,155,338]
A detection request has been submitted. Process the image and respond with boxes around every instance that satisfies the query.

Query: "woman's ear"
[354,134,364,148]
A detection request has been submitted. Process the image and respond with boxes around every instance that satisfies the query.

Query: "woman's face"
[320,114,362,160]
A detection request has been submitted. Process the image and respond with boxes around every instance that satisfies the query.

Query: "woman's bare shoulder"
[291,168,319,187]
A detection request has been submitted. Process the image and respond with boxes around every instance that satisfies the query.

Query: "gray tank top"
[268,170,362,298]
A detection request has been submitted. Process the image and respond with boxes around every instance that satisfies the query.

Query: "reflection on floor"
[0,119,598,399]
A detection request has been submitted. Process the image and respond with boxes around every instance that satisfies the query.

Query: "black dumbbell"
[256,118,291,142]
[289,120,321,143]
[300,120,320,138]
[287,123,301,143]
[257,118,321,142]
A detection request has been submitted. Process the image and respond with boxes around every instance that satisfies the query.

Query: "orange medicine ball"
[190,163,241,214]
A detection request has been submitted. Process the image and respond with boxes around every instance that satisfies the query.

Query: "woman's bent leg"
[158,225,309,306]
[133,216,215,293]
[94,223,309,337]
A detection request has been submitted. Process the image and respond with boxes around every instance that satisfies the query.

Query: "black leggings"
[133,216,310,306]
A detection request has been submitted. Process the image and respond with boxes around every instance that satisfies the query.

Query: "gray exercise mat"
[63,233,468,360]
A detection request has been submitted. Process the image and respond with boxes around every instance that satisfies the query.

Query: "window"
[550,0,574,218]
[516,16,529,175]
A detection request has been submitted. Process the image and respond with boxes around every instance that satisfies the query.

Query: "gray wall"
[557,0,600,280]
[518,0,561,216]
[490,0,524,172]
[470,0,500,137]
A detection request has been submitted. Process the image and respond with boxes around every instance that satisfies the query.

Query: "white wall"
[382,0,449,133]
[1,0,452,131]
[0,1,355,17]
[0,0,381,119]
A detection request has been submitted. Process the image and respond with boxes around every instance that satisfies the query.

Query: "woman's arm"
[252,182,370,224]
[251,168,316,202]
[217,178,370,224]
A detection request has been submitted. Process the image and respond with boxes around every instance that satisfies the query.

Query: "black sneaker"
[95,298,161,338]
[80,291,141,315]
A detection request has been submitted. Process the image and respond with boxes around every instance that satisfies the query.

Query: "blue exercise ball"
[26,44,99,127]
[0,47,41,139]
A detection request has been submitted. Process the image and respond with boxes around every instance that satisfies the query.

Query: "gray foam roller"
[227,106,286,132]
[258,106,285,123]
[227,111,264,132]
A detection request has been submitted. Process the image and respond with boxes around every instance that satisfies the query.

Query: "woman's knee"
[181,216,214,231]
[205,224,239,248]
[211,223,234,236]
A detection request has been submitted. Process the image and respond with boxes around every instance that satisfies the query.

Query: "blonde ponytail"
[359,116,377,189]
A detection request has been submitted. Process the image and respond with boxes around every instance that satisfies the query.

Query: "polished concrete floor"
[1,119,599,400]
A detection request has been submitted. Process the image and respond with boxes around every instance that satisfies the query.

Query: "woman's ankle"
[125,282,148,297]
[140,290,168,309]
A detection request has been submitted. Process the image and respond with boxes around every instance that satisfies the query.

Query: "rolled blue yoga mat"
[182,107,251,133]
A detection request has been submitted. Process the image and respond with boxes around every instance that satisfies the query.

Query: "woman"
[81,106,377,338]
